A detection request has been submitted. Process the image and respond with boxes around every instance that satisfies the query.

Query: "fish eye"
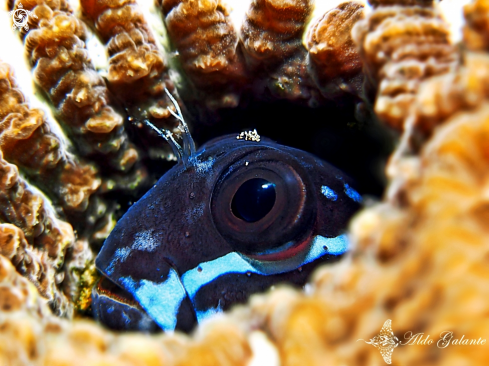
[231,178,276,223]
[211,148,316,256]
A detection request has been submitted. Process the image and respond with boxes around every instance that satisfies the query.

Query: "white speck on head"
[184,202,205,224]
[131,230,159,252]
[106,247,131,275]
[114,247,131,262]
[196,157,214,175]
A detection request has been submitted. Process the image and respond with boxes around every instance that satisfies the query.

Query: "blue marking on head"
[106,247,131,276]
[321,185,338,201]
[182,253,257,300]
[344,183,362,203]
[119,268,186,332]
[181,234,349,304]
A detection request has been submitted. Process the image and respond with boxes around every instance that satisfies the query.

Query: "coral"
[0,60,100,213]
[0,151,75,314]
[0,61,112,307]
[80,0,180,131]
[241,0,312,66]
[161,0,247,108]
[464,0,489,51]
[0,253,49,314]
[0,310,252,366]
[2,0,489,365]
[11,0,142,173]
[352,1,458,130]
[159,0,367,108]
[0,224,64,310]
[306,1,365,99]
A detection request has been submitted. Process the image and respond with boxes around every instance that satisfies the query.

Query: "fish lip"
[245,236,312,262]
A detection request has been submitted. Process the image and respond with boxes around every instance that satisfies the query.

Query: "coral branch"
[0,152,75,314]
[353,1,458,130]
[10,0,141,174]
[0,60,100,213]
[161,0,247,108]
[241,0,312,66]
[80,0,180,130]
[306,2,365,100]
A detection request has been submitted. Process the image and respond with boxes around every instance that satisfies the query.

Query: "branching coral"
[241,0,312,65]
[80,0,180,130]
[160,0,248,109]
[160,0,366,109]
[0,60,100,214]
[0,150,75,314]
[306,1,365,100]
[352,0,458,131]
[1,0,489,365]
[10,0,142,175]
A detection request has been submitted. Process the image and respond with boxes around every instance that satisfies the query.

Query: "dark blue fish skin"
[92,135,361,332]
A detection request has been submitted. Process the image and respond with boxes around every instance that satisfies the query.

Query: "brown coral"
[352,1,459,130]
[464,0,489,51]
[161,0,247,108]
[241,0,312,65]
[80,0,180,131]
[0,60,100,213]
[0,151,75,314]
[306,1,365,99]
[10,0,141,174]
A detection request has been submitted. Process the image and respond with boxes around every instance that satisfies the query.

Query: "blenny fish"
[92,90,361,332]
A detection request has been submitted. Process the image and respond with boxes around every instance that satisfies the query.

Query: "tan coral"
[80,0,180,130]
[160,0,248,109]
[10,0,141,173]
[0,254,48,315]
[0,224,59,306]
[306,2,364,99]
[0,304,252,366]
[352,2,458,130]
[464,0,489,52]
[2,0,489,365]
[0,60,100,212]
[0,60,112,299]
[0,154,74,314]
[241,0,312,65]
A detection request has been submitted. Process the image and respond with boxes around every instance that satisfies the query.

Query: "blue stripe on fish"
[119,268,187,332]
[344,183,362,203]
[182,234,349,302]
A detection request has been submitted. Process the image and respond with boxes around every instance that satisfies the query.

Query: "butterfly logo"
[357,319,400,364]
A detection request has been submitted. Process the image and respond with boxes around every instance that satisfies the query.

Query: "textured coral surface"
[1,0,489,365]
[81,0,179,129]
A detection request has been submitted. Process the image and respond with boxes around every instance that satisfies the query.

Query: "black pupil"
[231,178,276,223]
